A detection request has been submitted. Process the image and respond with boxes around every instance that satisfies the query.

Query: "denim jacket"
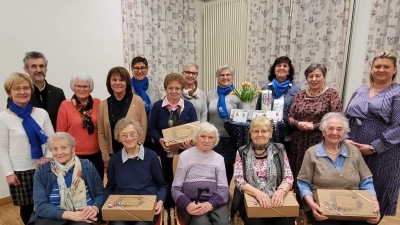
[256,82,301,139]
[29,159,104,223]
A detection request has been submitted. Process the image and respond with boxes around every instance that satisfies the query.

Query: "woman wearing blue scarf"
[256,56,301,155]
[207,65,242,184]
[0,73,54,224]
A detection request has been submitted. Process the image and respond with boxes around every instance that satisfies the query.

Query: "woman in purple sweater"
[171,122,231,225]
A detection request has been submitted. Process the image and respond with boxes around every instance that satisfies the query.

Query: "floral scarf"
[71,95,94,135]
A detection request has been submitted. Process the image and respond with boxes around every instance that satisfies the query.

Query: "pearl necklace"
[324,145,340,155]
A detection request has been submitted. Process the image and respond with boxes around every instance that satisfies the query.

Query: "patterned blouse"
[234,150,294,191]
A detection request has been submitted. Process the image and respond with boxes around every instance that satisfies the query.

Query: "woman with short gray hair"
[172,122,231,225]
[56,72,103,180]
[182,62,208,122]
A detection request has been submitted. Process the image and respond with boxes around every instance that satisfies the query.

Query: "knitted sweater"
[0,108,54,176]
[297,143,373,197]
[207,90,242,137]
[171,146,229,211]
[98,95,147,162]
[56,98,101,155]
[182,88,208,122]
[132,79,161,109]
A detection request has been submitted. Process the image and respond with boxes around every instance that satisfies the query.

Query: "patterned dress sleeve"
[281,150,294,187]
[233,151,247,191]
[312,88,343,130]
[287,92,302,128]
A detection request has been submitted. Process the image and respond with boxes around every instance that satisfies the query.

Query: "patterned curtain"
[248,0,351,94]
[121,0,198,94]
[362,0,400,85]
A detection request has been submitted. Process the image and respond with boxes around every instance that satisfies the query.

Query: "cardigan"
[29,159,104,222]
[98,94,147,162]
[131,79,161,109]
[0,108,54,176]
[182,88,208,122]
[56,98,101,155]
[148,99,197,159]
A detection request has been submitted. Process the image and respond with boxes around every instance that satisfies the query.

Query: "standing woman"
[207,65,242,184]
[148,73,198,208]
[181,62,208,122]
[56,72,103,180]
[98,67,147,170]
[344,51,400,218]
[0,73,54,224]
[256,56,301,153]
[287,63,342,193]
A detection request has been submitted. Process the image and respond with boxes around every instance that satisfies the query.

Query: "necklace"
[307,87,325,96]
[254,148,267,156]
[324,145,340,155]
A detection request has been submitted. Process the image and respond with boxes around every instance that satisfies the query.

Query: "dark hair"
[131,56,148,68]
[268,56,295,82]
[106,67,133,95]
[164,73,184,89]
[304,63,327,78]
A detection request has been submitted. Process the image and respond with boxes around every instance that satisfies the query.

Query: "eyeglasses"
[184,71,198,76]
[219,73,232,78]
[132,67,147,71]
[120,132,138,140]
[166,87,182,92]
[12,86,31,93]
[251,130,269,135]
[74,85,90,90]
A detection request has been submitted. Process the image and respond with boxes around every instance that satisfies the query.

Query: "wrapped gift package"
[245,191,299,218]
[102,195,156,221]
[162,121,200,151]
[315,189,377,221]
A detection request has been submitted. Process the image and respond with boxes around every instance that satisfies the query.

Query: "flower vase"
[242,102,251,112]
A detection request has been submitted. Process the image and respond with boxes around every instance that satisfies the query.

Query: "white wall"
[0,0,123,198]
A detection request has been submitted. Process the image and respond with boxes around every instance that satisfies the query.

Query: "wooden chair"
[172,155,185,225]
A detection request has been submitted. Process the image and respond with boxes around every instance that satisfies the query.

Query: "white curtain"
[121,0,198,94]
[362,0,400,85]
[248,0,351,94]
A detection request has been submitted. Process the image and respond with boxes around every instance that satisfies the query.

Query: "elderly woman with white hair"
[172,122,231,225]
[297,112,380,225]
[182,62,208,122]
[56,72,103,179]
[29,132,104,225]
[207,65,242,184]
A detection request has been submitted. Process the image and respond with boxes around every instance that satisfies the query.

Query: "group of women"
[0,51,398,225]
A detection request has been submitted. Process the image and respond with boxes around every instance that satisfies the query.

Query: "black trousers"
[77,151,104,181]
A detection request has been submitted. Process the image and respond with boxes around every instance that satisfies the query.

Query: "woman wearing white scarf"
[29,132,104,225]
[181,62,207,122]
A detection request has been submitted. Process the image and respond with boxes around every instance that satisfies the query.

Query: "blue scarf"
[8,101,48,159]
[217,84,234,118]
[272,78,290,99]
[132,77,151,112]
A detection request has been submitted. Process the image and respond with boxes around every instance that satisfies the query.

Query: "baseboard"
[0,196,12,205]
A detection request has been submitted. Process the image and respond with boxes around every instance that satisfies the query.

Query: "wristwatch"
[278,187,287,193]
[369,145,376,154]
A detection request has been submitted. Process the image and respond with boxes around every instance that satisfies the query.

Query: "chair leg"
[170,207,176,225]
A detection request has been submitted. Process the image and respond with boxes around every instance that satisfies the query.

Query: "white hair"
[70,72,94,93]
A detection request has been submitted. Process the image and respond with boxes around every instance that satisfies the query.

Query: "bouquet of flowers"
[232,81,260,102]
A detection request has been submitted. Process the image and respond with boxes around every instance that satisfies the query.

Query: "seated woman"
[231,116,295,225]
[104,117,168,225]
[29,132,104,225]
[297,112,380,225]
[171,122,231,225]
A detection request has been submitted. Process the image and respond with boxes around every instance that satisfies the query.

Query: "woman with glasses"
[148,73,197,208]
[182,62,208,122]
[287,63,342,195]
[98,67,147,171]
[56,72,104,180]
[130,56,161,116]
[0,73,54,224]
[231,116,295,225]
[207,65,242,184]
[105,118,167,225]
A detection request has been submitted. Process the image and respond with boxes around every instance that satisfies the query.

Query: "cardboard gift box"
[244,191,299,218]
[315,189,377,221]
[102,195,156,221]
[162,121,200,151]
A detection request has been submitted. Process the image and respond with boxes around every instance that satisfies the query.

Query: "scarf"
[50,156,87,211]
[8,101,48,159]
[272,78,290,99]
[217,84,234,118]
[132,77,151,112]
[245,143,277,197]
[182,81,200,99]
[71,95,94,135]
